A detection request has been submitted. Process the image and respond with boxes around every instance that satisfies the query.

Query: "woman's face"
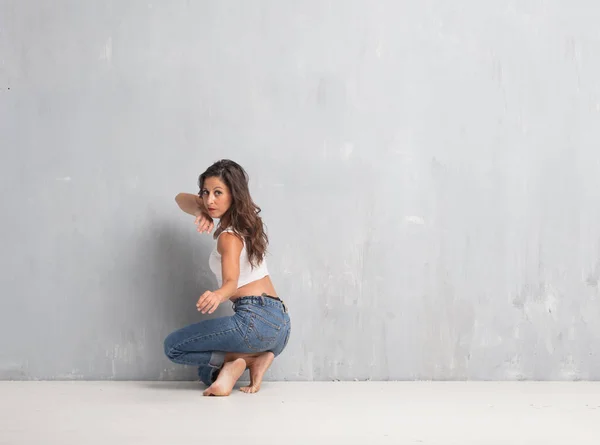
[200,176,232,219]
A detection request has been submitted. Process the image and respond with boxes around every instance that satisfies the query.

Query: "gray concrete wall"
[2,0,600,381]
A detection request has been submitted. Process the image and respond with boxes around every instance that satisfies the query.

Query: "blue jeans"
[164,295,291,385]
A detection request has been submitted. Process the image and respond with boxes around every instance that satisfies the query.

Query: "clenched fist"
[195,213,214,234]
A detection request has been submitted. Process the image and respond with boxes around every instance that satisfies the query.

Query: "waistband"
[232,293,288,313]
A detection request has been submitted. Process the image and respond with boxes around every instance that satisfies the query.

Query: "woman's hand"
[194,213,214,234]
[196,290,225,314]
[174,194,215,233]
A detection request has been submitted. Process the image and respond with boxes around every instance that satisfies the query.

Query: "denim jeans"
[164,295,291,385]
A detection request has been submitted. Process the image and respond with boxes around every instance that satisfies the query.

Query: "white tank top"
[208,228,269,288]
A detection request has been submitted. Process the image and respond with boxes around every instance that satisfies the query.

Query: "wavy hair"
[198,159,268,268]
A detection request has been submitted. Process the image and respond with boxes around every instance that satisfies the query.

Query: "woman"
[164,159,291,396]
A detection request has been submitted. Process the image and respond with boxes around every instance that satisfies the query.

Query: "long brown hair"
[198,159,268,268]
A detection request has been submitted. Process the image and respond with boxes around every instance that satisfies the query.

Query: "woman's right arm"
[175,193,214,233]
[175,192,207,216]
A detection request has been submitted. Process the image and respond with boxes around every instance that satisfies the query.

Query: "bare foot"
[203,358,246,396]
[240,351,275,394]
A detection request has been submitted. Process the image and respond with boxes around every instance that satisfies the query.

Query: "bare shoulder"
[217,231,243,255]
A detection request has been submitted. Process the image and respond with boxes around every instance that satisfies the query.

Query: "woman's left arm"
[196,233,243,314]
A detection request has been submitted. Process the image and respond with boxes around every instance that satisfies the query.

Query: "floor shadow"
[139,381,203,391]
[138,380,251,391]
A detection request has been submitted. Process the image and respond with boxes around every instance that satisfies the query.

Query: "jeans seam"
[239,305,284,329]
[282,325,291,350]
[245,338,277,351]
[171,327,239,353]
[261,306,286,325]
[244,315,277,351]
[171,355,217,367]
[236,303,286,323]
[252,312,281,330]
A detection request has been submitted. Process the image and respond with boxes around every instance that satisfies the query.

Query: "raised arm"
[175,193,207,216]
[175,193,214,234]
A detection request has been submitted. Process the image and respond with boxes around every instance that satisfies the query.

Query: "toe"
[242,385,258,393]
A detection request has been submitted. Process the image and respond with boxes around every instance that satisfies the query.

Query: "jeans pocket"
[245,313,279,351]
[248,305,285,329]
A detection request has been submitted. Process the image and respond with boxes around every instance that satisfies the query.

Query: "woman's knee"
[163,331,180,359]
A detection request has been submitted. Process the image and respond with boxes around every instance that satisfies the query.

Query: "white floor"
[1,381,599,445]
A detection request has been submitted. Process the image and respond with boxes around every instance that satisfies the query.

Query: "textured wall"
[2,1,600,381]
